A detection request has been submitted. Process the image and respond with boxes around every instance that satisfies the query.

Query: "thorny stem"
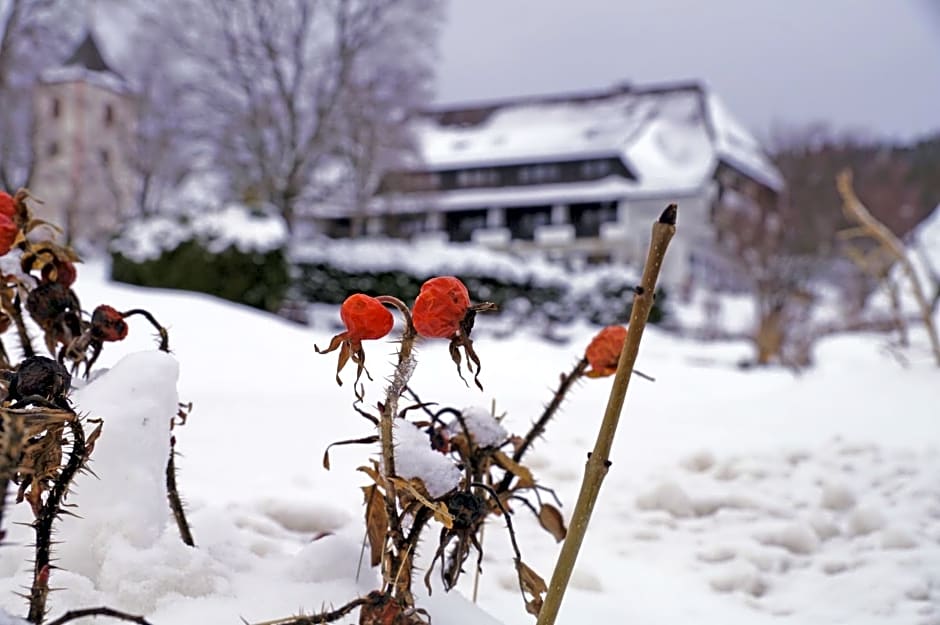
[374,295,418,600]
[166,436,195,547]
[44,607,154,625]
[29,416,86,623]
[402,506,433,563]
[497,358,589,495]
[248,594,375,625]
[537,204,677,625]
[471,482,530,603]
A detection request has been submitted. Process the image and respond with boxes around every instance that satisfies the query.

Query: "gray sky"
[434,0,940,141]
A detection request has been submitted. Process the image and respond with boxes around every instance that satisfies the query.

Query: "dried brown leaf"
[84,421,103,459]
[322,435,379,470]
[493,451,536,488]
[357,461,386,490]
[362,484,389,567]
[515,558,547,616]
[538,503,567,542]
[389,477,453,529]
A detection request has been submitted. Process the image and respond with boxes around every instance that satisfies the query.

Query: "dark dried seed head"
[8,355,72,403]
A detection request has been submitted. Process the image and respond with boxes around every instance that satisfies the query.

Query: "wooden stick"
[536,204,677,625]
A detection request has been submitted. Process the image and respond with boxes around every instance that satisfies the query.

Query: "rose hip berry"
[585,325,627,378]
[340,293,393,341]
[0,214,18,256]
[412,276,470,339]
[41,260,77,287]
[91,305,128,342]
[0,191,14,219]
[316,293,394,390]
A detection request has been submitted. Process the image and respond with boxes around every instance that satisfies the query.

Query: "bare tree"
[154,0,442,232]
[0,0,82,190]
[124,31,204,217]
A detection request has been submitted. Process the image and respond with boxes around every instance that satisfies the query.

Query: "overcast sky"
[434,0,940,142]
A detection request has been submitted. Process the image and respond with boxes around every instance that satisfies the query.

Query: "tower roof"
[40,30,130,93]
[63,32,120,77]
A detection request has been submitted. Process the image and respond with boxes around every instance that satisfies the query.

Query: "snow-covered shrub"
[111,204,291,313]
[291,237,669,328]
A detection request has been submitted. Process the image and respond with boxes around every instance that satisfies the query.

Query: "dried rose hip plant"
[265,271,644,625]
[0,189,188,625]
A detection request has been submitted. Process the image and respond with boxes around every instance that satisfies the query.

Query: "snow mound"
[393,421,462,499]
[624,442,940,622]
[57,352,179,578]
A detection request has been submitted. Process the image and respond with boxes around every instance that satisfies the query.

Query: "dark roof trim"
[64,32,122,78]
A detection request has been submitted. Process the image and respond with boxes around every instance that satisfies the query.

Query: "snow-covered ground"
[1,260,938,625]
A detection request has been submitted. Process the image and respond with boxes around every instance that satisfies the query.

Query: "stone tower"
[31,32,137,244]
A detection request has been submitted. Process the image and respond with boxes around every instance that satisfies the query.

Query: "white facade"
[31,35,137,244]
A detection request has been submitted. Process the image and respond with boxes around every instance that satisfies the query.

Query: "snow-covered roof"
[40,31,131,94]
[407,82,783,197]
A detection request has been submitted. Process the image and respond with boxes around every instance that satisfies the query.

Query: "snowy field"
[1,260,938,625]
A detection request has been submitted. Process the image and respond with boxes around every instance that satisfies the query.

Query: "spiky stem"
[496,358,588,495]
[166,436,195,547]
[373,295,418,601]
[537,204,677,625]
[249,592,390,625]
[29,416,85,623]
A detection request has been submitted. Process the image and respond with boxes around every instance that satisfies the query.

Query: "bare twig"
[45,607,154,625]
[537,204,677,625]
[836,171,940,366]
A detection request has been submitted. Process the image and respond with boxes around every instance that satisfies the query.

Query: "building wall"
[31,80,137,243]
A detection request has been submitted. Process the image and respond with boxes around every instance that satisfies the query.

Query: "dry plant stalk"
[836,170,940,366]
[536,204,677,625]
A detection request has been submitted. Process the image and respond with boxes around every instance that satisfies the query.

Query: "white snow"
[0,259,937,625]
[393,420,462,499]
[454,406,508,448]
[40,65,131,94]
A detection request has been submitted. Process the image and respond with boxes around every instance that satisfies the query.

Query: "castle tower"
[31,31,137,244]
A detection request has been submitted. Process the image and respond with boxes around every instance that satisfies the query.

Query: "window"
[517,164,560,184]
[51,98,61,118]
[455,168,500,188]
[445,209,488,242]
[579,159,612,179]
[104,104,115,126]
[47,142,59,158]
[570,201,618,238]
[505,205,552,240]
[99,149,110,165]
